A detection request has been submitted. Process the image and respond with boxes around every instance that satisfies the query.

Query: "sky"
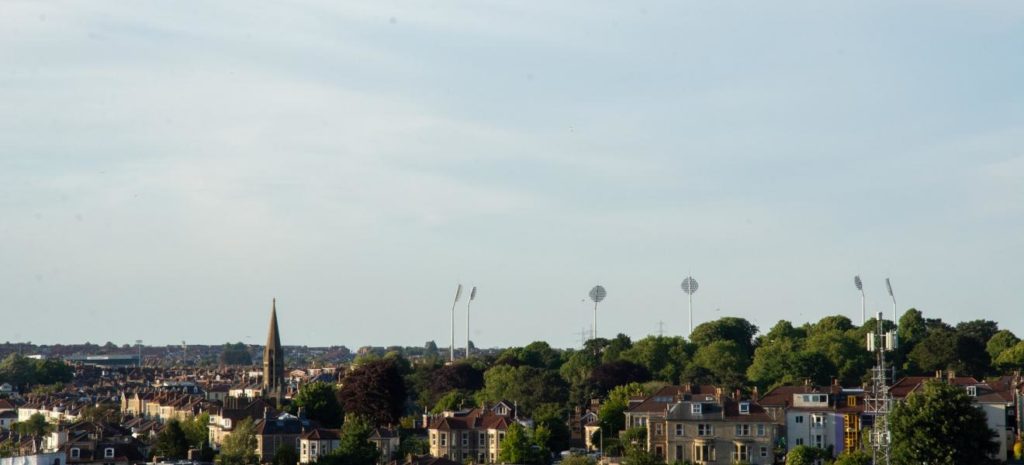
[1,0,1022,349]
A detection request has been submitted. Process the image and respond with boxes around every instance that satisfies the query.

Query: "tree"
[272,445,298,465]
[760,320,806,345]
[784,446,828,465]
[182,413,211,449]
[478,365,568,416]
[587,360,651,396]
[155,420,190,460]
[533,403,572,454]
[12,413,49,436]
[746,339,834,390]
[689,340,749,387]
[338,359,408,426]
[832,450,871,465]
[561,455,596,465]
[292,381,343,428]
[217,418,259,465]
[432,390,472,413]
[986,330,1019,361]
[424,341,440,359]
[803,329,870,385]
[955,320,999,347]
[319,416,380,465]
[994,341,1024,371]
[786,444,827,462]
[498,423,549,465]
[809,315,855,334]
[597,383,649,436]
[689,317,759,358]
[220,343,253,366]
[601,334,634,363]
[907,329,959,374]
[619,336,692,383]
[889,380,997,465]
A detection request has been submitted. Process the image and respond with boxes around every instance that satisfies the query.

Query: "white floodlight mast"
[854,275,865,325]
[466,286,477,359]
[681,277,698,336]
[886,278,896,325]
[589,285,606,340]
[451,284,463,362]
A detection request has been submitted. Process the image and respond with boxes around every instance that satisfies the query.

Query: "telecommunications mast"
[866,311,897,465]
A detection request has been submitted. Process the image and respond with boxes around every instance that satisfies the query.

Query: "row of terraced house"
[618,372,1021,464]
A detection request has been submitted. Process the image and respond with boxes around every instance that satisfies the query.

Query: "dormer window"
[104,448,115,459]
[691,403,702,414]
[70,448,80,459]
[967,385,977,397]
[739,402,750,414]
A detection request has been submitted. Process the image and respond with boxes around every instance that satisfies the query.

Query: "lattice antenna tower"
[866,311,897,465]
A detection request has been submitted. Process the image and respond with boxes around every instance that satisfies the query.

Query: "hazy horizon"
[3,0,1022,348]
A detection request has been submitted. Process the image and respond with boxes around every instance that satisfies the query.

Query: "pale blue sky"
[2,0,1022,349]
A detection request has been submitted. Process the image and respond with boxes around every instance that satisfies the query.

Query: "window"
[811,414,825,427]
[967,385,977,397]
[104,448,115,459]
[733,444,748,462]
[735,424,750,436]
[431,433,437,446]
[675,445,683,460]
[70,448,80,459]
[795,438,804,446]
[738,402,750,414]
[847,396,857,407]
[462,432,469,446]
[691,403,702,414]
[654,423,663,435]
[675,424,684,436]
[814,434,823,448]
[694,444,715,462]
[440,433,447,447]
[760,446,768,458]
[499,432,505,443]
[756,424,766,436]
[654,446,663,458]
[479,433,485,445]
[697,424,713,437]
[795,415,804,424]
[311,443,318,455]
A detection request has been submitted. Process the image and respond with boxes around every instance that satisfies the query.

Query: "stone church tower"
[263,298,284,401]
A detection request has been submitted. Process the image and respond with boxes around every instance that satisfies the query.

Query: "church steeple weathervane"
[262,298,284,402]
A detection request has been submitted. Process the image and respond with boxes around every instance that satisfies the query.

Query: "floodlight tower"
[466,286,477,359]
[866,311,897,465]
[854,275,865,325]
[450,284,463,362]
[681,277,699,335]
[885,278,897,326]
[589,285,607,340]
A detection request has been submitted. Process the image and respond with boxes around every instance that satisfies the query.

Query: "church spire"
[263,298,284,401]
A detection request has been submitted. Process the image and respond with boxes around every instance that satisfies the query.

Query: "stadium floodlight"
[450,284,462,362]
[466,286,477,359]
[854,275,865,324]
[681,277,699,335]
[589,285,607,340]
[885,278,896,326]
